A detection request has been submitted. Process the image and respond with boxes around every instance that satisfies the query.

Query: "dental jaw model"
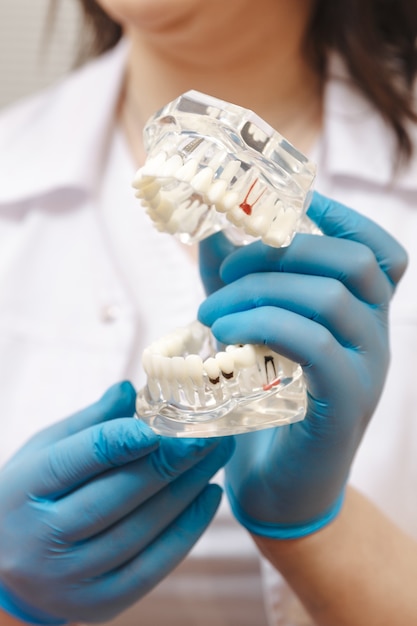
[133,90,317,437]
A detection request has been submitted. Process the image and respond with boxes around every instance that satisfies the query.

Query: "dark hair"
[75,0,417,162]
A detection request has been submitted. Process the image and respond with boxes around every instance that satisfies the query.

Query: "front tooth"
[137,179,161,201]
[191,167,214,193]
[185,354,206,405]
[153,196,175,222]
[185,354,204,384]
[171,355,195,405]
[153,355,172,399]
[142,151,167,175]
[177,158,198,182]
[162,154,184,177]
[142,348,154,376]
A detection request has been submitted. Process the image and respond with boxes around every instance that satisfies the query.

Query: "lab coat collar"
[0,40,128,204]
[320,55,417,190]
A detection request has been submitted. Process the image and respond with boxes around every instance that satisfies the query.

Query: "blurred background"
[0,0,81,109]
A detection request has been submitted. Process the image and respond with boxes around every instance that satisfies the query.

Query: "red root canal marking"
[263,378,281,392]
[239,178,265,215]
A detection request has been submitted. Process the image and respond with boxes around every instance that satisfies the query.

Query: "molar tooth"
[232,344,258,369]
[264,207,298,247]
[191,167,214,193]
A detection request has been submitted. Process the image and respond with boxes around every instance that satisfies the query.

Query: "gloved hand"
[0,381,234,624]
[198,192,408,539]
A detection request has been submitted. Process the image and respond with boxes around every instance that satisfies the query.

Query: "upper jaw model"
[133,90,318,437]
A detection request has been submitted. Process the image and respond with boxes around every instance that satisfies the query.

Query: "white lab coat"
[0,42,416,626]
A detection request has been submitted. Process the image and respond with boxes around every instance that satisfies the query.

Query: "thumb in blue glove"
[198,191,408,539]
[0,381,234,624]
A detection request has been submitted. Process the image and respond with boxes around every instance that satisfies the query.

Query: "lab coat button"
[100,304,121,323]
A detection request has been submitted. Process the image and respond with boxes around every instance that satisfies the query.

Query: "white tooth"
[171,355,194,402]
[227,205,246,225]
[168,355,185,403]
[243,213,270,237]
[220,160,241,183]
[191,167,214,193]
[162,154,184,177]
[148,340,162,355]
[142,348,154,376]
[219,190,239,214]
[141,151,168,175]
[132,169,155,189]
[177,158,198,182]
[185,354,204,384]
[203,357,221,384]
[203,357,225,403]
[185,354,206,405]
[264,207,298,247]
[152,355,172,399]
[147,376,161,403]
[232,344,258,369]
[187,321,209,353]
[207,178,228,203]
[137,179,161,201]
[207,151,224,172]
[215,351,234,380]
[153,196,175,222]
[165,333,184,357]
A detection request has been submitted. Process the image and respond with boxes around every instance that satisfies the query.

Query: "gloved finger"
[27,417,160,498]
[220,235,395,305]
[54,484,223,624]
[198,272,384,348]
[206,306,386,403]
[307,191,408,286]
[14,381,137,459]
[62,438,234,577]
[56,435,231,541]
[199,231,238,294]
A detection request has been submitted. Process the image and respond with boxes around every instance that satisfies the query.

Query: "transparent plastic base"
[135,321,307,437]
[133,91,317,437]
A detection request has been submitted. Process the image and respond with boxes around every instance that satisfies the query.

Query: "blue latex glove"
[0,381,234,624]
[198,192,407,539]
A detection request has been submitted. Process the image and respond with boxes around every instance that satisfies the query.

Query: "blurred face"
[94,0,206,32]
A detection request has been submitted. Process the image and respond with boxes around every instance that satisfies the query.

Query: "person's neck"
[120,1,322,163]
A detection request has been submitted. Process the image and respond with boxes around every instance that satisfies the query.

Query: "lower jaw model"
[133,90,317,436]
